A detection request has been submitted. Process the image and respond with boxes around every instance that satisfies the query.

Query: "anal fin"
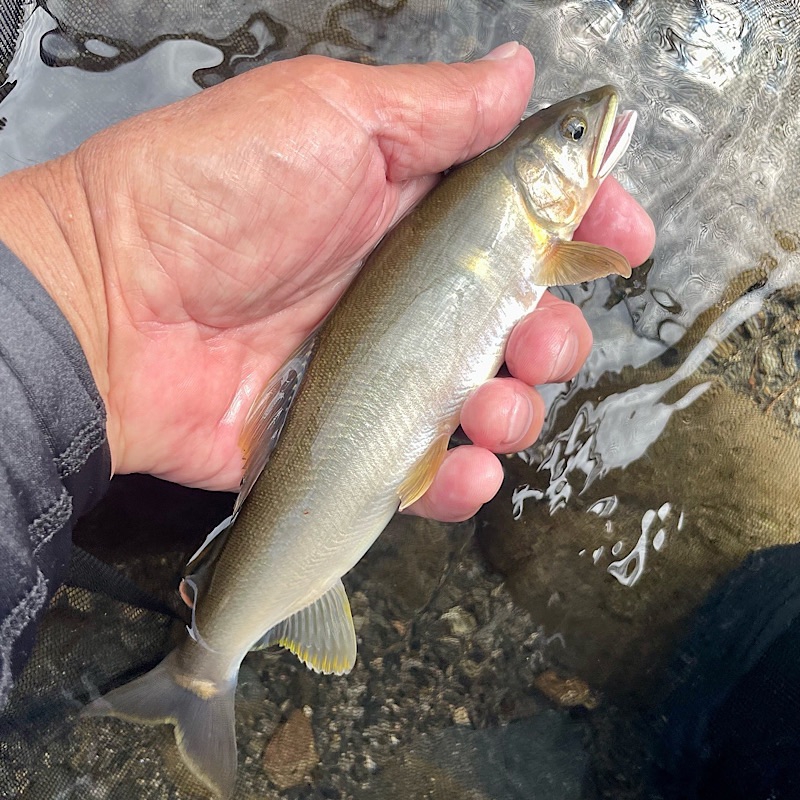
[260,579,357,675]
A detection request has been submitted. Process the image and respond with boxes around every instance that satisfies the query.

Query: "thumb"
[361,42,535,182]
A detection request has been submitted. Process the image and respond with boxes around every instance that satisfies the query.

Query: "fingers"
[366,43,535,182]
[458,294,591,456]
[504,293,593,386]
[405,446,503,522]
[409,290,594,521]
[460,378,545,453]
[576,176,656,267]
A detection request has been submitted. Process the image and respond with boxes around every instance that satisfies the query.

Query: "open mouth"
[597,108,637,179]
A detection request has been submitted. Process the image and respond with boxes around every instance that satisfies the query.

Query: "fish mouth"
[595,100,637,180]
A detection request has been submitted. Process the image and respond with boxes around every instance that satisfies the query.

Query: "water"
[1,1,800,798]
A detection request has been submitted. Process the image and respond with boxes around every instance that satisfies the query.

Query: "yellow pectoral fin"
[534,240,632,287]
[398,434,450,512]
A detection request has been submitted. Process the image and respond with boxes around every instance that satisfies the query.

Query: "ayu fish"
[84,85,637,797]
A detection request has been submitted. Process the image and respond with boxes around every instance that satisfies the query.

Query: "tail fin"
[82,650,238,798]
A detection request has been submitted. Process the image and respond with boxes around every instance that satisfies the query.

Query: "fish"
[83,85,637,797]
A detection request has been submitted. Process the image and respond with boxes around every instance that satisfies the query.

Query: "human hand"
[0,43,654,522]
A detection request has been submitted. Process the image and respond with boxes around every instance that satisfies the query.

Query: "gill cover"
[512,85,634,227]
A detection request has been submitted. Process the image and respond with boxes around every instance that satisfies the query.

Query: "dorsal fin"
[180,331,318,604]
[236,331,318,513]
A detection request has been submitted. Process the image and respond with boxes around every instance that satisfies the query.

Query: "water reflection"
[1,1,799,798]
[0,8,215,171]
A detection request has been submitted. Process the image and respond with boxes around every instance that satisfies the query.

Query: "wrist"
[0,155,119,472]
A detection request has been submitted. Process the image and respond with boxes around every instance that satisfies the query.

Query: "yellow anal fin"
[535,240,631,286]
[397,434,449,511]
[260,579,356,676]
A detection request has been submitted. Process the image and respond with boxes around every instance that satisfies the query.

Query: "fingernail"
[548,333,580,383]
[479,41,519,61]
[501,393,534,447]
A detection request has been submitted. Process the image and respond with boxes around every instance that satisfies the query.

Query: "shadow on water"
[1,1,800,798]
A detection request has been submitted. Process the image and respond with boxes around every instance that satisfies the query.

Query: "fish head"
[509,85,637,237]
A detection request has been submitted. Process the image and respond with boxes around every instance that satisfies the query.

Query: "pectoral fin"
[397,434,449,511]
[261,579,356,675]
[534,240,631,286]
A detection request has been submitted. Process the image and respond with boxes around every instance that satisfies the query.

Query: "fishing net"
[2,1,800,798]
[3,476,597,800]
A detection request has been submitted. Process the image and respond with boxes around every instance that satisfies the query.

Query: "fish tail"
[82,650,238,798]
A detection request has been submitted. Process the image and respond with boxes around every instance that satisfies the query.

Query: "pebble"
[263,708,319,790]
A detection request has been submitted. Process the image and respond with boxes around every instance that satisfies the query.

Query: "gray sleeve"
[0,241,111,708]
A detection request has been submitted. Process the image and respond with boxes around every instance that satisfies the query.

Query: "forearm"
[0,156,116,465]
[0,229,111,708]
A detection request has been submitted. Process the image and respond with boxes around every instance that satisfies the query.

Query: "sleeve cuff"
[0,240,111,706]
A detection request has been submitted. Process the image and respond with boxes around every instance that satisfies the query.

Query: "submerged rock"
[533,670,599,710]
[262,707,318,790]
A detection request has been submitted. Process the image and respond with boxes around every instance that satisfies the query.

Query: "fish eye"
[561,115,587,142]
